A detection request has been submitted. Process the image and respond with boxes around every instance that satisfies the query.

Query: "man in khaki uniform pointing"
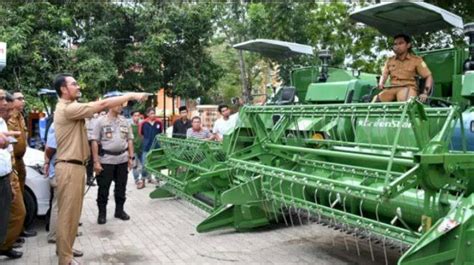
[52,73,148,265]
[375,33,433,102]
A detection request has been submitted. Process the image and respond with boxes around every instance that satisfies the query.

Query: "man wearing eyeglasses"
[7,91,36,238]
[53,74,149,265]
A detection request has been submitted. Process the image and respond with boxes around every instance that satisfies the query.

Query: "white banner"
[0,42,6,71]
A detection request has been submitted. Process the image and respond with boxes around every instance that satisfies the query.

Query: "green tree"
[0,1,223,103]
[0,2,73,96]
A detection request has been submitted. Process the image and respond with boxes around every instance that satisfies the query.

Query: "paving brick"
[0,172,404,265]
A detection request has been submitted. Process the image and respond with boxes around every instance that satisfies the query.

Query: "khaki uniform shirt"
[382,53,431,91]
[7,110,27,159]
[54,99,95,163]
[90,115,133,165]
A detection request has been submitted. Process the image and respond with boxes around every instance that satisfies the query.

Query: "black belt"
[55,159,87,166]
[102,149,127,156]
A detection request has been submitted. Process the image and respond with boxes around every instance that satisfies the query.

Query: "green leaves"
[0,1,221,102]
[0,0,472,107]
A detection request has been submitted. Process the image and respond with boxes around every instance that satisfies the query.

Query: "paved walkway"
[2,174,400,264]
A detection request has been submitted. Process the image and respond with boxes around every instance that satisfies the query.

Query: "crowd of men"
[0,33,433,265]
[0,90,37,260]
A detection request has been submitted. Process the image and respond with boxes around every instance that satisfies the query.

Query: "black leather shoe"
[20,230,37,238]
[98,215,106,225]
[114,211,130,221]
[0,248,23,259]
[15,237,25,244]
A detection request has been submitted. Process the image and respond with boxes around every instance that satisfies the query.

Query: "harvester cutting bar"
[266,189,421,244]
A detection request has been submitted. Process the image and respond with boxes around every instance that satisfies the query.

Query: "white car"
[23,147,50,227]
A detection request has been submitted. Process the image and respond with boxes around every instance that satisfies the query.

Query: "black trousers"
[86,141,94,184]
[0,175,12,244]
[96,163,128,212]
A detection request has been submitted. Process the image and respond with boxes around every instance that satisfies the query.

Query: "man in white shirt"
[212,104,238,142]
[0,115,13,246]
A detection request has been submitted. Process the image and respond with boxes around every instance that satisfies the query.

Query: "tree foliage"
[0,1,473,107]
[0,1,221,102]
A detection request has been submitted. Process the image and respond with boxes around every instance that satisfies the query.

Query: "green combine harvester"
[146,2,474,264]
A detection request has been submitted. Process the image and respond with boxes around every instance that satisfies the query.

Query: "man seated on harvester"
[374,33,433,102]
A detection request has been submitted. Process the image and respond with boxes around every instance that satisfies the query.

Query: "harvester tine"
[280,204,289,226]
[341,196,349,251]
[271,198,280,223]
[296,208,303,226]
[327,191,336,246]
[302,185,312,224]
[352,230,360,257]
[289,181,303,226]
[269,176,280,223]
[342,227,349,251]
[315,189,322,224]
[260,182,271,221]
[375,203,381,222]
[359,200,375,261]
[288,206,295,227]
[383,236,389,265]
[279,178,286,207]
[368,232,375,261]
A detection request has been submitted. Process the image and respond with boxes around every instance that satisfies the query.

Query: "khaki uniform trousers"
[14,158,26,194]
[56,163,85,265]
[374,86,418,102]
[47,176,58,242]
[0,172,26,251]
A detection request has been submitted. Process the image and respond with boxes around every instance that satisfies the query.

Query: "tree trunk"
[237,49,250,104]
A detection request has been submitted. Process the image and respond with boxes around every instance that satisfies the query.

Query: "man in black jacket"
[172,106,191,139]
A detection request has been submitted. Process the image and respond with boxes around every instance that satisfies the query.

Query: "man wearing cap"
[91,92,134,225]
[0,89,24,259]
[53,74,148,265]
[7,90,37,238]
[375,33,433,102]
